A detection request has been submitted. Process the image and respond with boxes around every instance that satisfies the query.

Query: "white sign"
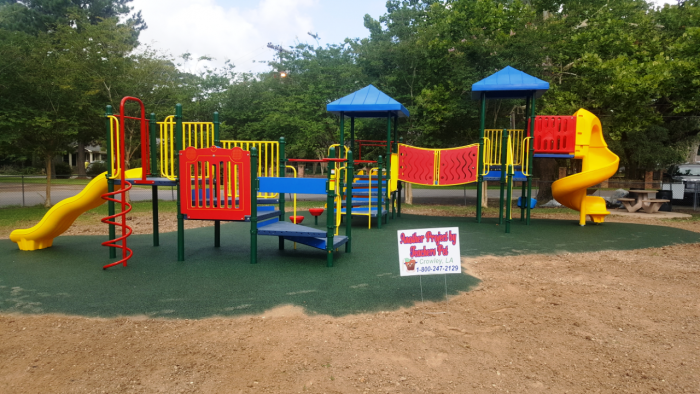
[397,227,461,276]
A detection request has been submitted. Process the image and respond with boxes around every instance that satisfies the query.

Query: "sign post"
[397,227,461,303]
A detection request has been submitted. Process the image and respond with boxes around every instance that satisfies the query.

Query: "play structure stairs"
[483,170,528,182]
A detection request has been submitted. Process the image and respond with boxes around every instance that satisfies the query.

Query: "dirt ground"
[1,208,699,393]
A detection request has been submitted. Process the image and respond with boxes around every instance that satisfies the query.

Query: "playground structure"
[9,66,620,269]
[11,97,352,268]
[326,68,619,233]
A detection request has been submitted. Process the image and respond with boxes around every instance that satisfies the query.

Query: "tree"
[0,13,137,205]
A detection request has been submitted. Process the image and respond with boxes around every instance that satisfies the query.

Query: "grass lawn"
[0,176,92,185]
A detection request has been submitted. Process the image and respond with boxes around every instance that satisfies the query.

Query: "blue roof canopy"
[471,66,549,100]
[327,84,409,118]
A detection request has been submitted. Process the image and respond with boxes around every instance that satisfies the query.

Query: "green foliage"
[86,160,107,177]
[54,162,72,178]
[2,0,700,182]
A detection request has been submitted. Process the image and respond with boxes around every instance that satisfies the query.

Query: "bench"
[617,197,637,212]
[642,199,670,214]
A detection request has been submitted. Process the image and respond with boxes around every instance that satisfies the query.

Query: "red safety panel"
[179,146,251,221]
[438,145,478,186]
[398,145,436,185]
[534,116,577,154]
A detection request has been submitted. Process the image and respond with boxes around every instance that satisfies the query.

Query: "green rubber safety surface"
[0,214,697,319]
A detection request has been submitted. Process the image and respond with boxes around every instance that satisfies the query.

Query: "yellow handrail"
[484,129,525,166]
[108,115,121,179]
[285,165,299,249]
[334,165,347,235]
[520,137,532,176]
[327,144,349,158]
[158,116,216,180]
[285,165,298,219]
[481,137,492,176]
[159,116,176,180]
[221,140,280,199]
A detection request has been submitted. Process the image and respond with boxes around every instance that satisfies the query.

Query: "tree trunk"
[535,158,559,202]
[481,181,488,208]
[405,183,413,204]
[44,154,52,208]
[688,143,699,163]
[76,142,87,179]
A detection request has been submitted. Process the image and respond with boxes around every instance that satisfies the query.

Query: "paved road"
[0,182,621,208]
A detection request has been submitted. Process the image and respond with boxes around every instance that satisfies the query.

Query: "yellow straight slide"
[551,109,620,226]
[10,168,142,251]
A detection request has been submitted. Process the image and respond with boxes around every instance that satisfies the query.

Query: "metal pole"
[499,129,508,226]
[149,112,159,246]
[350,116,355,158]
[392,116,398,219]
[476,94,486,223]
[339,112,344,159]
[326,165,335,267]
[213,111,220,147]
[105,105,116,259]
[279,137,286,222]
[506,164,513,233]
[521,97,530,222]
[21,175,25,207]
[377,156,383,229]
[398,137,403,217]
[251,147,258,263]
[175,103,185,261]
[527,94,536,225]
[345,150,354,253]
[149,113,157,176]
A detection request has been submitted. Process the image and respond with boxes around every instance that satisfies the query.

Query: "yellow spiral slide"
[551,109,620,226]
[10,168,142,251]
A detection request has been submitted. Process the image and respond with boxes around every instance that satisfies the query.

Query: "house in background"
[63,144,105,168]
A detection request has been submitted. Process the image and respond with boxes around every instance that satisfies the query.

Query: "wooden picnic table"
[618,189,669,213]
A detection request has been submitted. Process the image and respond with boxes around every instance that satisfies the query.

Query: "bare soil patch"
[1,207,699,393]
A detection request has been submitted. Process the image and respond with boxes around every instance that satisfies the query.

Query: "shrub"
[55,162,73,179]
[87,161,108,178]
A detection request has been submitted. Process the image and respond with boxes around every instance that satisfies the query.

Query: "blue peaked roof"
[327,85,409,118]
[471,66,549,100]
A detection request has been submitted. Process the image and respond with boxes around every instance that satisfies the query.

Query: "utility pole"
[266,42,291,78]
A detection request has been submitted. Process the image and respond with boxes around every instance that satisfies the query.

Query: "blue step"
[354,180,388,186]
[283,235,348,250]
[352,190,380,196]
[341,197,379,206]
[483,170,528,182]
[340,207,387,218]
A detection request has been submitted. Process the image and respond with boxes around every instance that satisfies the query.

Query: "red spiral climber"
[101,180,133,269]
[101,96,146,269]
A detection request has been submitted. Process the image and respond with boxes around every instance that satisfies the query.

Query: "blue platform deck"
[257,221,327,237]
[116,177,177,187]
[284,235,348,250]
